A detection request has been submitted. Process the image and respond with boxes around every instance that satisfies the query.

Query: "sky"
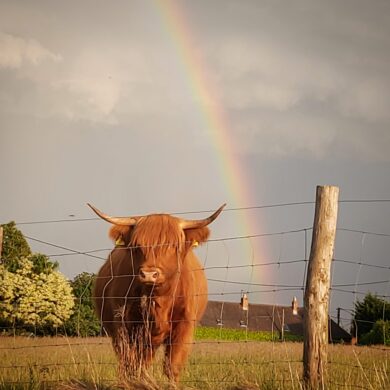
[1,0,390,328]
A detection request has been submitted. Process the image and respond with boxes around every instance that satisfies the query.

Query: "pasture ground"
[0,336,389,389]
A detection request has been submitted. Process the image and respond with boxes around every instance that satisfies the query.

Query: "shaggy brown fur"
[94,213,213,383]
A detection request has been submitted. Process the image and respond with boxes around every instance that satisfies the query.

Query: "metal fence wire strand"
[1,198,389,389]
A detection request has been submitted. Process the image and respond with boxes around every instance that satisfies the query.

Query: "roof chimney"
[292,296,298,315]
[240,293,249,311]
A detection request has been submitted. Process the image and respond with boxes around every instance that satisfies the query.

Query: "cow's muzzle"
[139,267,160,284]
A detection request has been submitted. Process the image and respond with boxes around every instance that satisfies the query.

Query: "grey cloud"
[1,0,390,162]
[0,32,61,69]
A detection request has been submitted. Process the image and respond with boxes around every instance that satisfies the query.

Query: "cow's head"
[88,203,225,288]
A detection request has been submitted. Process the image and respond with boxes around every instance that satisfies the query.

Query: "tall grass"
[0,335,389,389]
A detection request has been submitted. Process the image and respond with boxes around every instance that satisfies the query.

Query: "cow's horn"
[179,204,226,230]
[87,203,138,226]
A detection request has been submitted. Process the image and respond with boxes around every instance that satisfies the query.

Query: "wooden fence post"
[0,226,3,260]
[303,185,339,389]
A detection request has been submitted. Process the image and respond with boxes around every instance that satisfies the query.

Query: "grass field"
[0,331,389,389]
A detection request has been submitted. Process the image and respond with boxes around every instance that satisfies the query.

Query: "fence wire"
[1,200,389,389]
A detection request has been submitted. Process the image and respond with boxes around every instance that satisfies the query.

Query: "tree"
[0,257,75,332]
[29,253,59,275]
[353,293,390,341]
[360,320,390,346]
[1,222,31,272]
[64,272,101,337]
[1,222,58,274]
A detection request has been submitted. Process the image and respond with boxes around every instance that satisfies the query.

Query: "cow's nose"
[139,268,159,283]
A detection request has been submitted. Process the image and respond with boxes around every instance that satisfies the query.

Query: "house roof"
[200,300,352,342]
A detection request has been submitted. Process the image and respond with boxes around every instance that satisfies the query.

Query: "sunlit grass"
[0,335,389,389]
[195,326,302,342]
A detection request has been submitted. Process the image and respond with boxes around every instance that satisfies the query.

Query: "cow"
[88,203,225,382]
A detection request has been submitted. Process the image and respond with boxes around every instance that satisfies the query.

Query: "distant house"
[200,297,352,344]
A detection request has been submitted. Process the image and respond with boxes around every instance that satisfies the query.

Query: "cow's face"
[134,244,181,287]
[110,214,212,289]
[88,203,225,290]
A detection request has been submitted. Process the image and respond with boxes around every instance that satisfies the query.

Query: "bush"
[63,272,101,336]
[0,257,75,332]
[353,293,390,339]
[360,320,390,346]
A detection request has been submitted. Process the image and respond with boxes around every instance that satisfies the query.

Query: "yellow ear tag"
[192,240,199,247]
[115,237,125,246]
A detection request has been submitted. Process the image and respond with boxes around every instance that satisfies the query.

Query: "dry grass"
[0,336,389,389]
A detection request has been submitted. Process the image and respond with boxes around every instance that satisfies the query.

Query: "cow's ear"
[184,227,210,248]
[108,225,132,246]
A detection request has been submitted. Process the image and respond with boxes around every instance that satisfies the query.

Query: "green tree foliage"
[64,272,101,337]
[353,293,390,342]
[360,320,390,346]
[1,222,59,274]
[29,253,59,274]
[0,257,74,331]
[1,222,31,272]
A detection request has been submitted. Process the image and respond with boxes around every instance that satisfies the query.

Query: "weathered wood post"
[303,185,339,389]
[0,226,3,260]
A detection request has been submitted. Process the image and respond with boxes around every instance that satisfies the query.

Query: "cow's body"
[90,206,224,381]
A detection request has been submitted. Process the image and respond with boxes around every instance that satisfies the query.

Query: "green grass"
[0,335,389,389]
[195,326,302,342]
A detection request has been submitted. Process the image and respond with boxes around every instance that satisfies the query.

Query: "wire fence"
[0,198,389,389]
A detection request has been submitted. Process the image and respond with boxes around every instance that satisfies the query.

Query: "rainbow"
[154,0,263,264]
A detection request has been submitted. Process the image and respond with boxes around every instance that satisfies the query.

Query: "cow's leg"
[163,320,195,382]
